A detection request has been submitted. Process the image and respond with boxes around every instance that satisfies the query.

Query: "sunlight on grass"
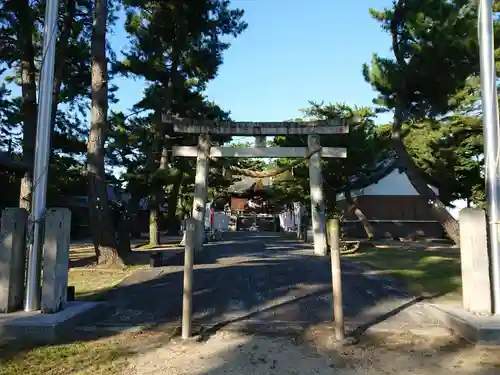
[344,243,462,301]
[0,337,132,375]
[69,248,95,266]
[68,246,154,299]
[68,270,131,300]
[136,243,178,250]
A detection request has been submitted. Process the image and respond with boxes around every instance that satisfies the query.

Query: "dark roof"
[228,176,273,194]
[335,151,400,193]
[0,152,29,174]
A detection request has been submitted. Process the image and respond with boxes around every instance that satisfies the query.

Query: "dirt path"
[124,328,500,375]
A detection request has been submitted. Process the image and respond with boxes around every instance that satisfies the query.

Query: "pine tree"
[362,0,499,244]
[116,0,247,245]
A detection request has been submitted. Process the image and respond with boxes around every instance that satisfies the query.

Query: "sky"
[109,0,395,123]
[8,0,467,216]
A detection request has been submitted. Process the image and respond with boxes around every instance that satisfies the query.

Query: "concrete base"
[0,301,107,343]
[428,303,500,345]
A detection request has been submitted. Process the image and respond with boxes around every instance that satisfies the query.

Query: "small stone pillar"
[308,135,328,256]
[41,208,72,314]
[459,208,492,315]
[0,208,28,313]
[191,134,211,252]
[295,202,304,241]
[327,218,345,341]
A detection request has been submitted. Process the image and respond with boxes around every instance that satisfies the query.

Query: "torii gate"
[170,118,349,256]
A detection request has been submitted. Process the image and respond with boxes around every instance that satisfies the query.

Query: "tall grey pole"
[25,0,60,312]
[478,0,500,314]
[182,218,196,339]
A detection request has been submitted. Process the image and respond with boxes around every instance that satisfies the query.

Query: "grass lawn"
[342,241,462,301]
[0,331,168,375]
[0,338,128,375]
[136,243,178,250]
[0,244,184,375]
[68,269,132,300]
[67,244,183,299]
[68,246,138,300]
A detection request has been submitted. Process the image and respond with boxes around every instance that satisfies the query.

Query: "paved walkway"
[81,232,444,336]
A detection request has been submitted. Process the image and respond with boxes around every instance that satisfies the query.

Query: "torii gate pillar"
[191,134,211,252]
[308,135,328,256]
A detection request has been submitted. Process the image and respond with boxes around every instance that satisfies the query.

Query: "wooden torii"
[169,118,349,256]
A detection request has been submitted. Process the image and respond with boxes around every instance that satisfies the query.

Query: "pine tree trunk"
[146,63,177,244]
[46,0,75,173]
[16,0,38,211]
[149,143,169,246]
[16,0,75,212]
[51,0,75,124]
[146,110,168,247]
[147,120,164,246]
[344,190,375,240]
[88,0,122,266]
[116,209,131,254]
[392,128,460,245]
[166,172,182,235]
[149,206,159,246]
[388,7,460,245]
[129,196,141,238]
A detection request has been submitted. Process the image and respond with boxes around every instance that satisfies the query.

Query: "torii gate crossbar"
[169,118,349,256]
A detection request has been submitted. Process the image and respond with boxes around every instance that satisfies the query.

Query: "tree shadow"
[0,233,469,373]
[344,241,462,298]
[95,326,500,375]
[81,234,420,336]
[188,331,500,375]
[69,244,186,272]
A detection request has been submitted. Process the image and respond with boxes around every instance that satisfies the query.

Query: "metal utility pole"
[25,0,60,312]
[478,0,500,314]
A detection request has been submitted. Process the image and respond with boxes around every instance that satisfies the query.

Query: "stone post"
[459,208,492,315]
[295,202,304,240]
[327,218,345,341]
[191,134,211,252]
[41,208,71,314]
[0,208,28,313]
[308,135,328,256]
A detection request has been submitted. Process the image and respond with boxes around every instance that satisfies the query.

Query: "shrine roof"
[336,151,400,193]
[228,176,273,195]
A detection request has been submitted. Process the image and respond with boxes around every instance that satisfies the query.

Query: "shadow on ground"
[69,235,182,269]
[0,232,462,373]
[344,241,461,298]
[69,232,439,341]
[154,329,500,375]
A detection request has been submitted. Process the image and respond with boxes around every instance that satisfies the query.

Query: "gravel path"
[87,232,439,334]
[79,233,500,374]
[123,328,500,375]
